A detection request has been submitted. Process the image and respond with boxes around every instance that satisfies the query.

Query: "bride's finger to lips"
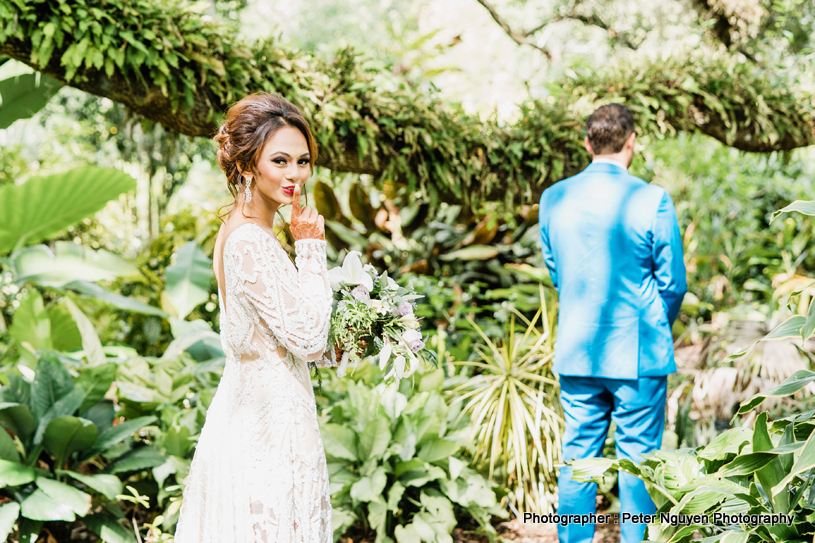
[291,184,302,217]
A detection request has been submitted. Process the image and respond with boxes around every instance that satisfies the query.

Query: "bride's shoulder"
[220,221,266,252]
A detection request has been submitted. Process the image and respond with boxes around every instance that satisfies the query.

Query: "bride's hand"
[290,184,325,241]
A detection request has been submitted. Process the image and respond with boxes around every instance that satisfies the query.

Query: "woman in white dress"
[174,92,338,543]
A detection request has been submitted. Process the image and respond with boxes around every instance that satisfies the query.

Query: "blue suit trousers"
[557,375,667,543]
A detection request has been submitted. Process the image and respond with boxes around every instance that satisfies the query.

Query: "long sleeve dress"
[174,223,336,543]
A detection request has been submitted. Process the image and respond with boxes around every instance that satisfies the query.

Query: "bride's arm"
[231,234,332,362]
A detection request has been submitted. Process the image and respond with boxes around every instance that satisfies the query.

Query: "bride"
[174,92,339,543]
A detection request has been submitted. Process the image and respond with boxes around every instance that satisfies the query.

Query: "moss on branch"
[0,0,813,208]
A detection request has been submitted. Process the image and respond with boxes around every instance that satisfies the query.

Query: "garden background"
[1,0,815,542]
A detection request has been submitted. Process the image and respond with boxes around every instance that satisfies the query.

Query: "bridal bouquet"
[327,251,438,381]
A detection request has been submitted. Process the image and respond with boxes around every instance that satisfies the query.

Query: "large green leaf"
[43,417,98,468]
[753,413,789,513]
[82,416,156,460]
[0,426,20,462]
[34,388,85,445]
[17,518,42,543]
[46,304,82,352]
[738,370,815,414]
[58,470,123,501]
[0,69,62,129]
[20,489,75,521]
[417,439,460,463]
[164,241,213,319]
[8,290,51,352]
[350,467,387,503]
[103,446,165,474]
[35,477,91,516]
[0,166,136,255]
[62,298,105,366]
[0,458,35,487]
[772,428,815,496]
[439,245,501,261]
[84,513,137,543]
[11,242,139,287]
[0,403,36,441]
[29,353,75,420]
[0,502,20,542]
[321,423,358,461]
[75,363,117,414]
[771,200,815,221]
[65,280,169,318]
[358,417,391,460]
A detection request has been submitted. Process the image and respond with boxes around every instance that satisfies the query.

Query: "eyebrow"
[270,152,311,158]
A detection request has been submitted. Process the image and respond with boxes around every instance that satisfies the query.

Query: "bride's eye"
[298,159,310,165]
[273,158,287,165]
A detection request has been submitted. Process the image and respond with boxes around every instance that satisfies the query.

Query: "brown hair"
[586,103,635,155]
[214,92,318,218]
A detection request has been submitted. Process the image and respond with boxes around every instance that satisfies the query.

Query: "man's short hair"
[586,104,635,155]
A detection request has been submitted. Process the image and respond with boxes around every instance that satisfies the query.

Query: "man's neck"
[592,156,628,170]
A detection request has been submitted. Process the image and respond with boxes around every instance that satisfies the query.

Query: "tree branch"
[552,12,640,50]
[1,0,813,209]
[474,0,553,58]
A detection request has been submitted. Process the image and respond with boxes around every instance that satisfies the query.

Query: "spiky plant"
[448,286,563,512]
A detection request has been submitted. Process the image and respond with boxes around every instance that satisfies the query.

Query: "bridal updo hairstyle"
[214,92,318,208]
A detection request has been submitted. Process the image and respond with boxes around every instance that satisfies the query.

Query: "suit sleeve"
[652,191,687,326]
[539,200,558,289]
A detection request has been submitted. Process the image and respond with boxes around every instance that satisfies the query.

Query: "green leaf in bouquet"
[0,458,36,487]
[0,501,20,542]
[350,466,387,503]
[35,476,91,516]
[57,470,123,501]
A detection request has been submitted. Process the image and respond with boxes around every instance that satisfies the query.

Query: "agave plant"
[447,285,563,512]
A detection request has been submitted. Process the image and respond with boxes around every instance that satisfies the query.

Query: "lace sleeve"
[231,232,333,362]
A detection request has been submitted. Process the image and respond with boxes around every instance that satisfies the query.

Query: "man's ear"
[626,132,636,150]
[584,136,594,155]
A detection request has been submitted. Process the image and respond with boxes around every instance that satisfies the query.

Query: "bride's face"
[251,126,312,207]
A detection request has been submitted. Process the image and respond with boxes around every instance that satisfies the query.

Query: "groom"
[538,104,687,543]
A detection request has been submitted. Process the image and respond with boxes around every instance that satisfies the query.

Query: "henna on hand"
[290,184,325,241]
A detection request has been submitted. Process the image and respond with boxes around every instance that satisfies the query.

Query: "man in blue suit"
[539,104,687,543]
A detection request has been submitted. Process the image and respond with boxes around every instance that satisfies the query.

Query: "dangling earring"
[244,177,253,203]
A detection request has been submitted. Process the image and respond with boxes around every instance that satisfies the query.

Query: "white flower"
[370,299,391,314]
[379,342,393,370]
[337,350,352,378]
[386,276,399,291]
[393,355,406,379]
[328,251,374,292]
[400,314,420,330]
[402,329,424,353]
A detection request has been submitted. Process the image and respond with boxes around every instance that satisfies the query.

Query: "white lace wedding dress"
[174,223,337,543]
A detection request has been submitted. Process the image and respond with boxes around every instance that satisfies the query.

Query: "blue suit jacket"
[539,162,687,379]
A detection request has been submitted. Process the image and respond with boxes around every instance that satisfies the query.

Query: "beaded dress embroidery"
[175,224,336,543]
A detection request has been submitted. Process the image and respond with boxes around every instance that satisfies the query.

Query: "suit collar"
[585,161,628,174]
